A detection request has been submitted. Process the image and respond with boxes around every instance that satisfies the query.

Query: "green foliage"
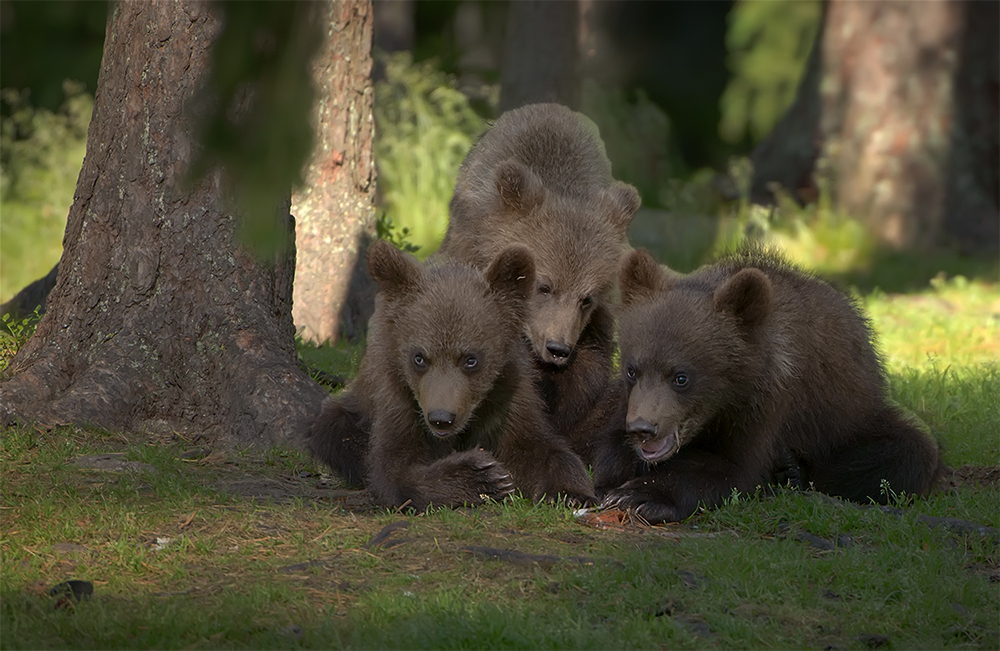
[297,335,366,393]
[719,0,821,144]
[0,307,42,373]
[0,82,91,303]
[580,80,685,209]
[374,52,487,257]
[376,212,420,255]
[190,0,320,260]
[713,158,878,276]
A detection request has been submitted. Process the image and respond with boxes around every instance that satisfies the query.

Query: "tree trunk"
[373,0,414,55]
[942,0,999,249]
[0,0,328,448]
[748,0,999,251]
[292,0,377,344]
[499,0,580,112]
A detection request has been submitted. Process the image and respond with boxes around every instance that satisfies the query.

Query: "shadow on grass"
[831,248,1000,295]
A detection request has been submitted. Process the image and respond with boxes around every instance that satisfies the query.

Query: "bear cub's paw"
[601,477,686,524]
[434,448,517,504]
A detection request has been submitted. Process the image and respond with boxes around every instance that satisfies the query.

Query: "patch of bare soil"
[216,476,373,511]
[942,464,1000,489]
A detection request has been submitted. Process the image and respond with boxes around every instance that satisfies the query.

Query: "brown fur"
[308,241,595,510]
[437,103,640,460]
[592,248,942,523]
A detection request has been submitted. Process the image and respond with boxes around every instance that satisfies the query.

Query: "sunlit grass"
[866,275,999,372]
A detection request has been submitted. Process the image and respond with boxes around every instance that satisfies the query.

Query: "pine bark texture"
[499,0,580,112]
[748,0,998,251]
[0,0,328,447]
[292,0,377,344]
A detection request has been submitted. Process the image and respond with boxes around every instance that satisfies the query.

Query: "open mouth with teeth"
[637,429,680,463]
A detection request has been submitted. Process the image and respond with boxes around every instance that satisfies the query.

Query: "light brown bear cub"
[592,248,941,523]
[438,103,641,462]
[308,241,595,511]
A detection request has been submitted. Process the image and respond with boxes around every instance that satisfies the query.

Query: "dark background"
[0,0,742,170]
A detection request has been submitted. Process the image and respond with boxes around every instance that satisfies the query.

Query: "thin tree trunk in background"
[292,0,377,344]
[747,0,998,251]
[500,0,580,112]
[0,0,328,447]
[942,0,999,249]
[373,0,414,55]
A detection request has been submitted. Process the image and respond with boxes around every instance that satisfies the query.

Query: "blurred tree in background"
[499,0,580,111]
[747,0,999,252]
[2,0,996,311]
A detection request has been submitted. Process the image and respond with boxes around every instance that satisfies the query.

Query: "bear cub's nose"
[545,342,572,359]
[626,419,658,439]
[427,410,456,431]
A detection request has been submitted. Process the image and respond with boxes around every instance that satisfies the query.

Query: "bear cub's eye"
[538,284,551,296]
[625,364,637,383]
[462,354,479,371]
[580,296,593,309]
[672,372,690,390]
[412,352,427,370]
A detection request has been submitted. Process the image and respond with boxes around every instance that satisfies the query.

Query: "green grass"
[4,240,998,648]
[1,422,996,649]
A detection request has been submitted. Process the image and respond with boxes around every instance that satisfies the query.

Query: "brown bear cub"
[592,248,941,523]
[308,240,595,511]
[438,103,641,461]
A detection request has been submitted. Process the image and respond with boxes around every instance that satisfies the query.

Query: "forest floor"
[1,417,997,649]
[2,244,998,648]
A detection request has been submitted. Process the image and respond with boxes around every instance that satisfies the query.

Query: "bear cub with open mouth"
[592,248,941,523]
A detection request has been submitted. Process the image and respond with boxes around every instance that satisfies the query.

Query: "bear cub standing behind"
[593,248,941,523]
[439,103,641,461]
[308,240,595,511]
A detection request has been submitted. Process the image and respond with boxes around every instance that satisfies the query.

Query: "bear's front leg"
[496,390,597,507]
[371,445,515,511]
[367,409,516,510]
[530,447,597,507]
[601,449,749,523]
[408,448,517,509]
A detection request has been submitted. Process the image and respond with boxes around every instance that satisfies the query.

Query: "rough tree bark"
[747,0,999,251]
[0,0,328,447]
[292,0,377,344]
[499,0,580,112]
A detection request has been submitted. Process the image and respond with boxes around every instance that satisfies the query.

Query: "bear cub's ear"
[713,268,772,328]
[598,181,641,232]
[368,240,422,296]
[620,249,673,307]
[494,159,545,214]
[485,245,536,305]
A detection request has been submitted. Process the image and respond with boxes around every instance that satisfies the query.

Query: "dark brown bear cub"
[592,248,941,523]
[308,240,595,511]
[438,103,641,461]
